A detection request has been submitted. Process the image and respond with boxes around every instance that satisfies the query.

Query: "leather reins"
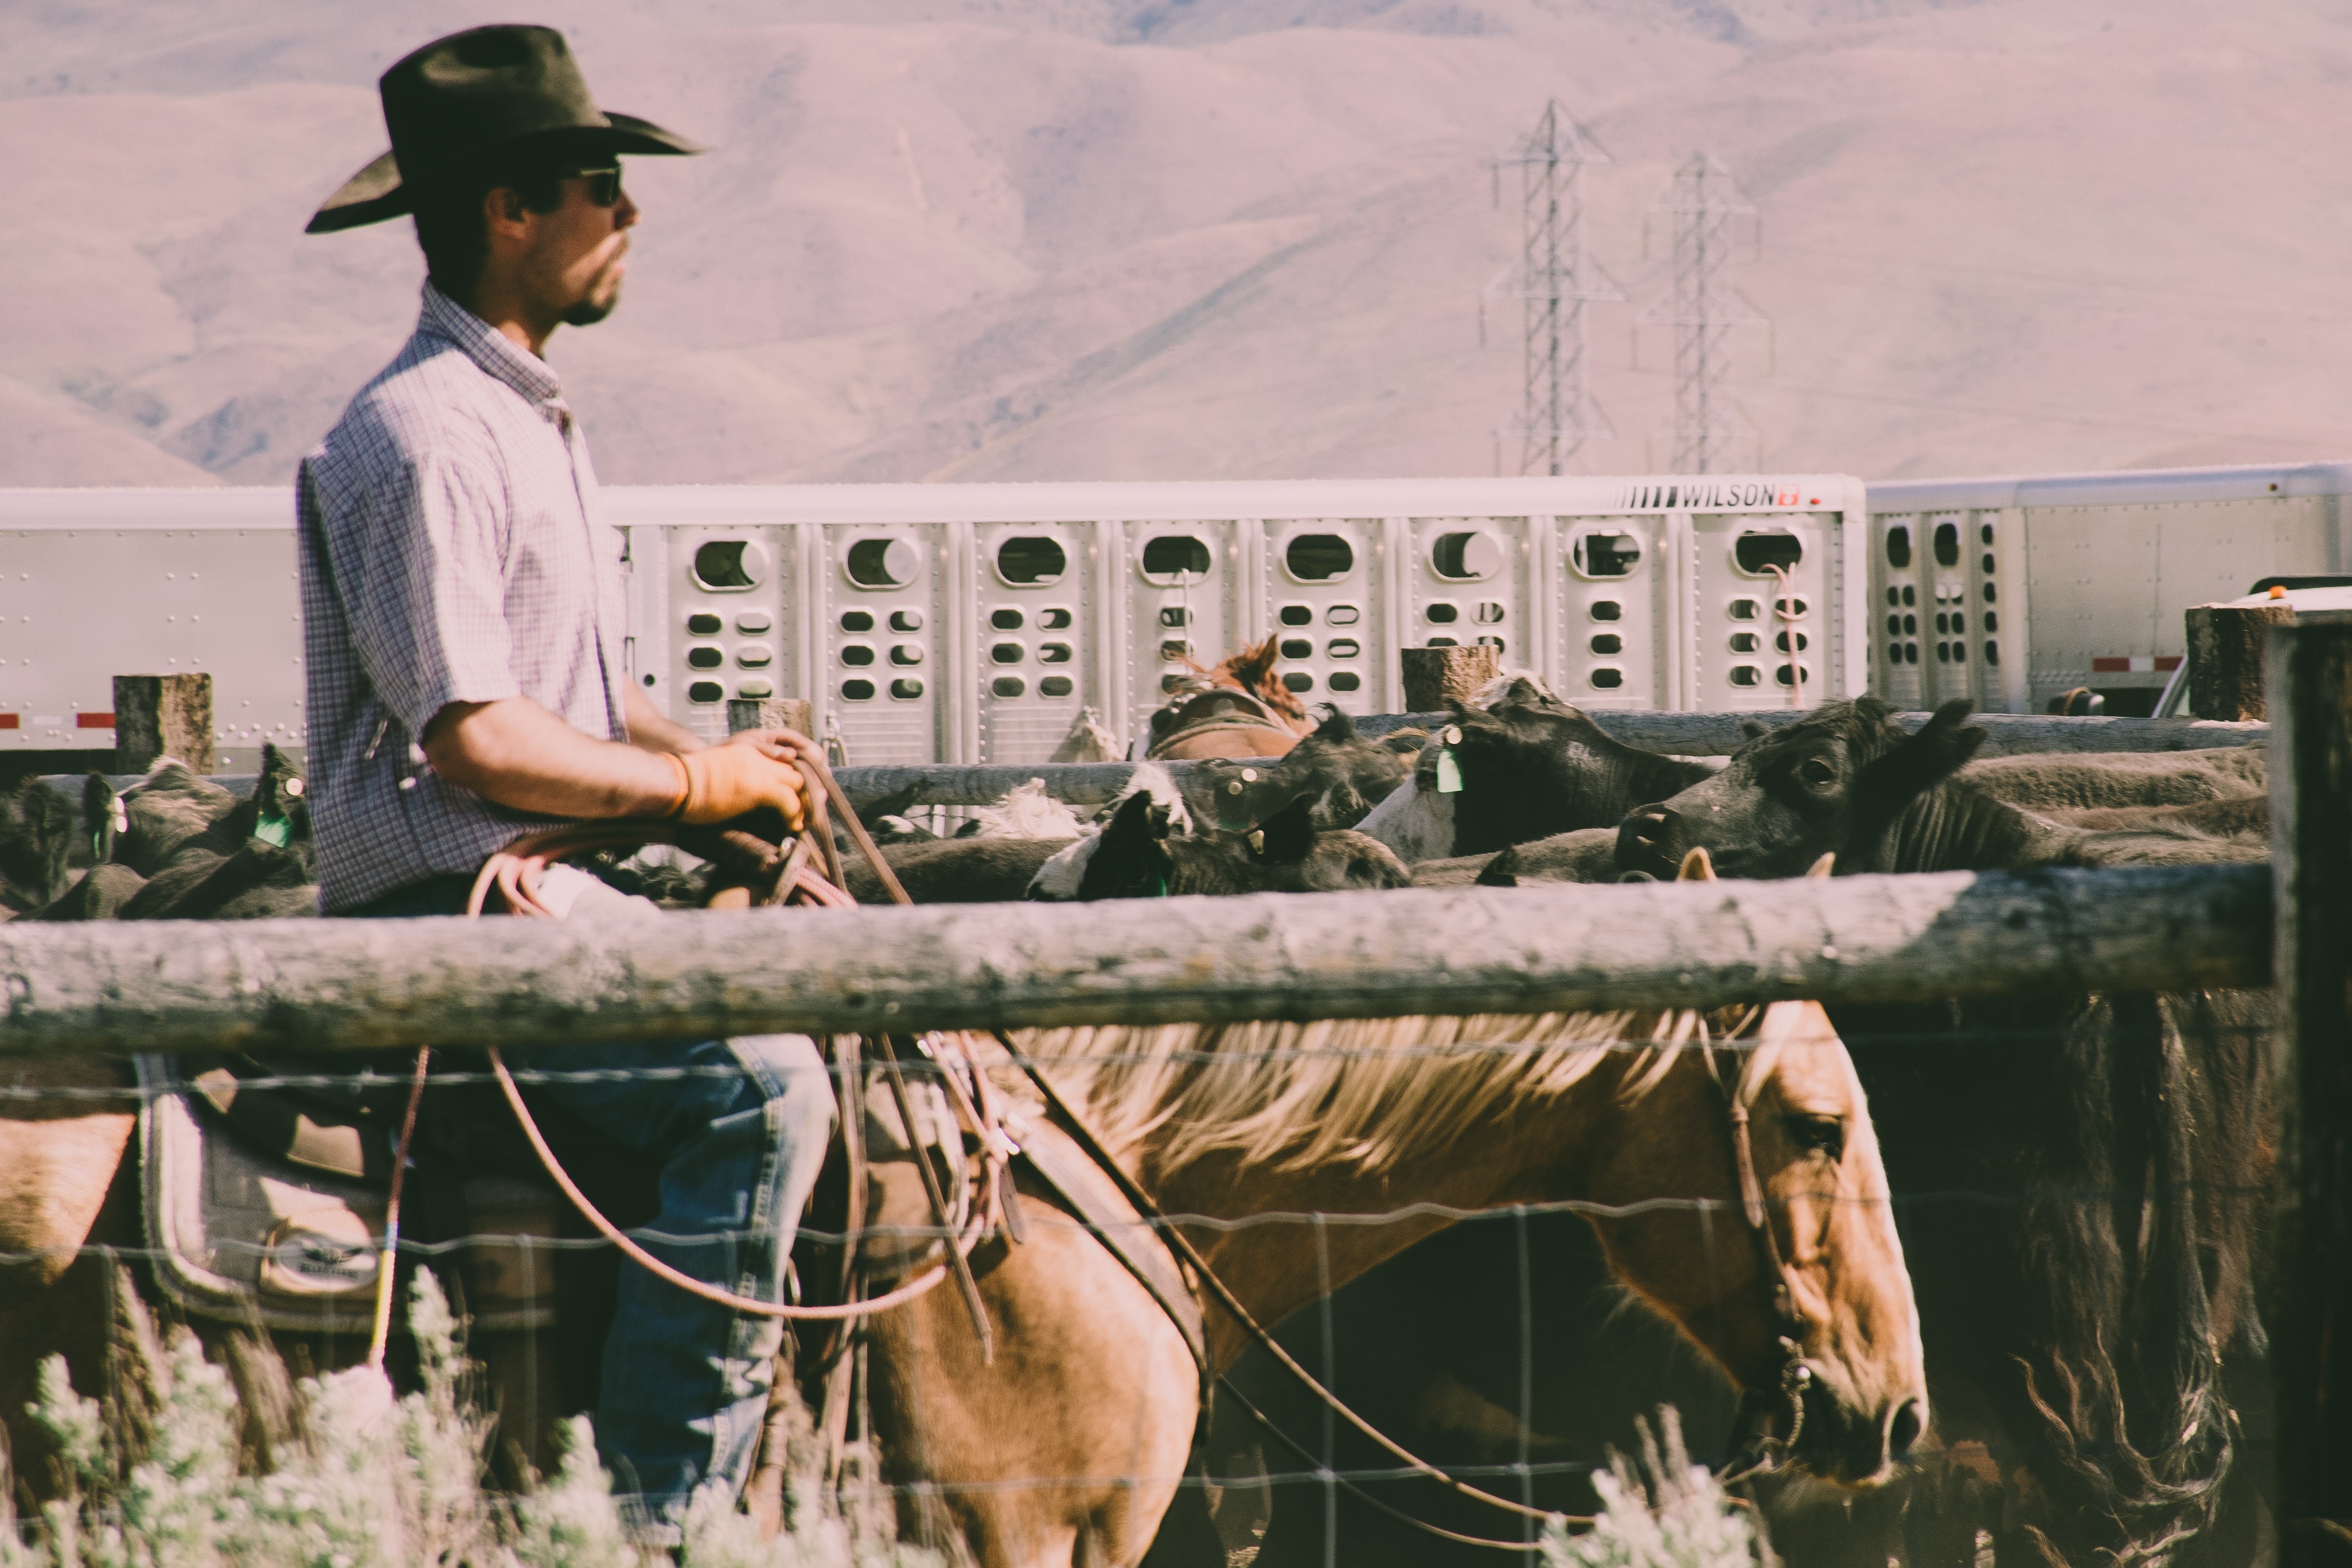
[366,749,1020,1366]
[368,750,1820,1542]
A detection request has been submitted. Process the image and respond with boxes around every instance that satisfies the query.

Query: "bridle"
[1704,1009,1820,1484]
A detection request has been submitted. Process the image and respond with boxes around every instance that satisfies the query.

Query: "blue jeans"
[346,875,837,1544]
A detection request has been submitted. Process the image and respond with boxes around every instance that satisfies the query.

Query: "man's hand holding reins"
[666,730,811,830]
[423,697,809,829]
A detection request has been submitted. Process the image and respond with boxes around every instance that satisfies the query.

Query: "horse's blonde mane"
[1019,1008,1779,1178]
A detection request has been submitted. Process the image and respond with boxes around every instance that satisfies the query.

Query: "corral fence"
[2,630,2348,1562]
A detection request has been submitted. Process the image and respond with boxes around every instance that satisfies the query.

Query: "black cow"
[1615,699,2267,880]
[0,775,77,916]
[1189,706,1420,833]
[1028,787,1408,901]
[1356,679,1718,863]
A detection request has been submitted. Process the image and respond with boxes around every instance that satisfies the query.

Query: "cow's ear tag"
[253,812,294,848]
[1435,748,1465,794]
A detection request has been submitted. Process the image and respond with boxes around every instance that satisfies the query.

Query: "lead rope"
[365,1044,432,1369]
[362,744,1006,1336]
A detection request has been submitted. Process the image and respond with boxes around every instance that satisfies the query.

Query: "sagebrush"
[1542,1407,1769,1568]
[2,1272,938,1567]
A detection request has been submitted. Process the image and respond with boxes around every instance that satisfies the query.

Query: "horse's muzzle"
[1722,1373,1928,1489]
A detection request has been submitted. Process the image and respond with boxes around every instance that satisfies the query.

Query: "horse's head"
[1576,854,1927,1487]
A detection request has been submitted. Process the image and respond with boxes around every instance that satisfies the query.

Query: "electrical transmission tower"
[1484,101,1619,477]
[1641,153,1766,473]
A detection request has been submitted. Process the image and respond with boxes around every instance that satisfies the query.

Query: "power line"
[1484,100,1620,476]
[1641,152,1766,474]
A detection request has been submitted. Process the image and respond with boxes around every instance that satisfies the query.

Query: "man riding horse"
[301,26,834,1549]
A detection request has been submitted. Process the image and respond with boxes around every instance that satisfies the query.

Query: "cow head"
[1616,699,1986,880]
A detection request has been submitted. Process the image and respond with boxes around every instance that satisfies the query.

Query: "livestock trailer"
[1,459,2345,772]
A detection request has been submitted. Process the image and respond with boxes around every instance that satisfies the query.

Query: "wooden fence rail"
[0,864,2269,1058]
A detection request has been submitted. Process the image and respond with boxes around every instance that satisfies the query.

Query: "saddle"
[133,1037,1195,1354]
[137,1052,562,1334]
[1145,687,1301,758]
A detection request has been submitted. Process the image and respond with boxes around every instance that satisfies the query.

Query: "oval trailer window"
[847,537,919,588]
[1573,532,1642,578]
[1140,535,1212,582]
[1734,532,1803,575]
[996,536,1067,585]
[1284,534,1355,582]
[1933,521,1961,567]
[692,540,767,591]
[1431,531,1504,581]
[1885,525,1912,570]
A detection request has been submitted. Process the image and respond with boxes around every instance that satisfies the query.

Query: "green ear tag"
[253,811,294,848]
[1435,748,1465,794]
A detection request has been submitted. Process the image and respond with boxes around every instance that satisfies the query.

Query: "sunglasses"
[567,166,624,207]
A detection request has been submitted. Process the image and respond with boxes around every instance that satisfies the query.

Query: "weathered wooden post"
[2268,617,2352,1564]
[2187,600,2294,720]
[1401,645,1501,714]
[112,673,214,774]
[726,696,815,739]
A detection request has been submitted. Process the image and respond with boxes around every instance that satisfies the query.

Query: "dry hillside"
[2,0,2345,488]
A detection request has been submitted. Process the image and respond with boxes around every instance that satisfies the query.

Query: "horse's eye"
[1797,758,1837,789]
[1787,1114,1846,1162]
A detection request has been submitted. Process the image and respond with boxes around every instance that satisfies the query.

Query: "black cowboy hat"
[307,24,703,235]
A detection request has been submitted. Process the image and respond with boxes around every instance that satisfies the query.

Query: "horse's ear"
[1676,847,1717,881]
[1806,852,1836,878]
[1231,635,1282,688]
[1250,794,1317,864]
[1476,845,1522,887]
[1315,704,1356,743]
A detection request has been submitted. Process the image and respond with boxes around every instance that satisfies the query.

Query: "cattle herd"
[0,670,2282,1566]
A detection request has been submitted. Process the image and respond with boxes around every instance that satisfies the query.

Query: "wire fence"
[0,1011,2279,1566]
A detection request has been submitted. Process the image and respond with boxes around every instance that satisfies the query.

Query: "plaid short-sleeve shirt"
[298,283,633,913]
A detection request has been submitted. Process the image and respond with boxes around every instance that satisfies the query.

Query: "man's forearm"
[623,685,704,755]
[424,697,684,818]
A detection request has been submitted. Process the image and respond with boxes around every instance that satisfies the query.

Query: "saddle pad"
[138,1057,558,1333]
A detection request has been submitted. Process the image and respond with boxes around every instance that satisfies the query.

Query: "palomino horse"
[849,872,1926,1565]
[1146,637,1314,760]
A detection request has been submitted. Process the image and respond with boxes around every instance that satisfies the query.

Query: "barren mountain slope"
[2,0,2344,487]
